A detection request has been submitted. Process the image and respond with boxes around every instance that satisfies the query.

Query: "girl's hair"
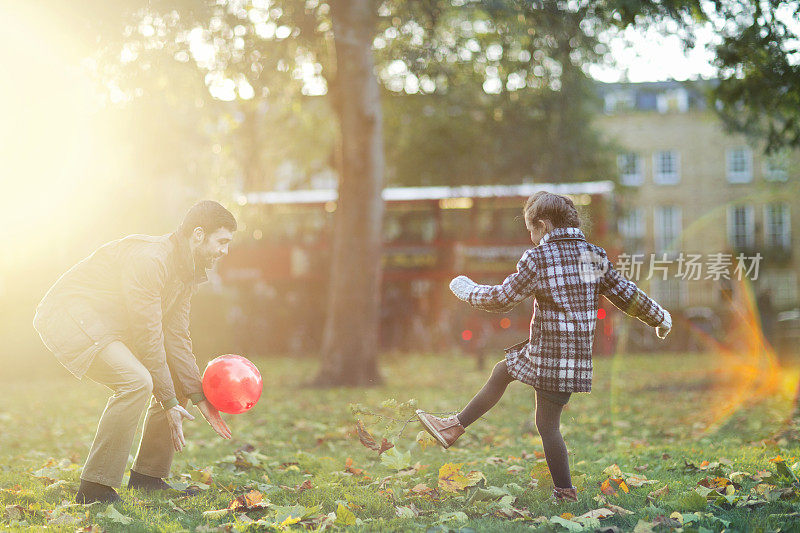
[523,191,581,229]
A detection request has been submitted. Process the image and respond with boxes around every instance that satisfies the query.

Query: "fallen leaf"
[647,484,669,502]
[190,467,214,485]
[438,463,486,492]
[697,476,733,492]
[600,478,617,496]
[229,490,268,511]
[295,480,313,493]
[607,503,634,515]
[47,512,83,526]
[344,457,364,476]
[653,514,682,528]
[576,508,614,520]
[729,471,752,483]
[44,479,70,492]
[395,505,419,518]
[550,515,584,531]
[202,508,230,519]
[278,515,301,527]
[625,474,658,487]
[633,519,656,533]
[97,505,134,525]
[334,503,356,526]
[507,465,526,475]
[355,420,394,455]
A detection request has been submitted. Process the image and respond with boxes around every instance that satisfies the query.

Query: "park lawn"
[2,350,800,532]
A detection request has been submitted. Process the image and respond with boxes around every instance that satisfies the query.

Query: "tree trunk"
[313,0,384,386]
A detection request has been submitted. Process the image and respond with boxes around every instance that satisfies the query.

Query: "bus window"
[385,207,437,243]
[440,208,473,241]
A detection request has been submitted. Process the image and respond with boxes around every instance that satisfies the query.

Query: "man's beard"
[194,249,216,270]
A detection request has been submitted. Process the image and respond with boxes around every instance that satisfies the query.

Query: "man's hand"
[166,405,195,452]
[197,399,232,440]
[450,275,477,301]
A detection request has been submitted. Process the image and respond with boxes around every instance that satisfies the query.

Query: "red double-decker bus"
[220,181,616,357]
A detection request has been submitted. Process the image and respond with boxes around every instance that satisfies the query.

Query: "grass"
[2,350,800,532]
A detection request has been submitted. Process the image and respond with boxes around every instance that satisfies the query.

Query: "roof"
[243,181,615,205]
[596,79,718,113]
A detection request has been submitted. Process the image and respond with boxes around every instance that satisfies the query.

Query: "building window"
[653,151,680,184]
[654,205,681,253]
[618,207,646,253]
[604,90,636,113]
[618,153,643,186]
[764,203,791,249]
[764,151,789,181]
[656,88,689,113]
[759,271,798,309]
[727,205,755,249]
[726,147,753,183]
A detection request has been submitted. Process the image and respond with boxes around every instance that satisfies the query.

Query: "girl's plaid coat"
[464,226,670,393]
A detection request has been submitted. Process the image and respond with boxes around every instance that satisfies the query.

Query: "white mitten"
[449,275,477,301]
[656,309,672,339]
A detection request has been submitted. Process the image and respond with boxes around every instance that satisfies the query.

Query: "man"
[33,201,236,504]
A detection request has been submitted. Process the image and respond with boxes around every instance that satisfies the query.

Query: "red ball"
[202,354,263,414]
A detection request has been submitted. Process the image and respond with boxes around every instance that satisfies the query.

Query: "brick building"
[597,80,799,313]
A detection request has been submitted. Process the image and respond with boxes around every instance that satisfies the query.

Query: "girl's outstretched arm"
[449,250,537,313]
[599,259,672,337]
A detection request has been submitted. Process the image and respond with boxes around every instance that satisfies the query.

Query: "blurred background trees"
[3,0,799,383]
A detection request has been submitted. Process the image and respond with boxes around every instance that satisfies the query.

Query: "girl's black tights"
[535,393,572,489]
[456,360,514,427]
[456,359,572,489]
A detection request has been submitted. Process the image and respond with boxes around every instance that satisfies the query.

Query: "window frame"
[653,150,681,185]
[654,205,682,254]
[763,202,791,249]
[727,204,755,249]
[618,152,643,186]
[726,147,753,183]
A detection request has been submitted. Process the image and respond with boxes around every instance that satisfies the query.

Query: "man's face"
[193,227,234,269]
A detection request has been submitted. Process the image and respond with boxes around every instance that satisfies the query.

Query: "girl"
[416,191,672,502]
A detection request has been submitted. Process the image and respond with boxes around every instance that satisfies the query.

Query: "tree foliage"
[602,0,800,153]
[378,0,615,184]
[57,0,621,189]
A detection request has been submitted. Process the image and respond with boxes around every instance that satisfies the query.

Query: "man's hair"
[179,201,237,237]
[523,191,581,229]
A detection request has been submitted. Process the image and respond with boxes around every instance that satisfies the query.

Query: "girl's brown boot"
[551,486,578,502]
[415,410,465,448]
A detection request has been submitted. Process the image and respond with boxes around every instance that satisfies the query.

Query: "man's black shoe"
[127,470,173,491]
[75,479,122,504]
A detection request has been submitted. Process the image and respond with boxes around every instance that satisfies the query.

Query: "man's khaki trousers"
[81,341,180,487]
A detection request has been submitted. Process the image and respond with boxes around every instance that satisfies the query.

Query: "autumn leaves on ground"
[2,350,800,532]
